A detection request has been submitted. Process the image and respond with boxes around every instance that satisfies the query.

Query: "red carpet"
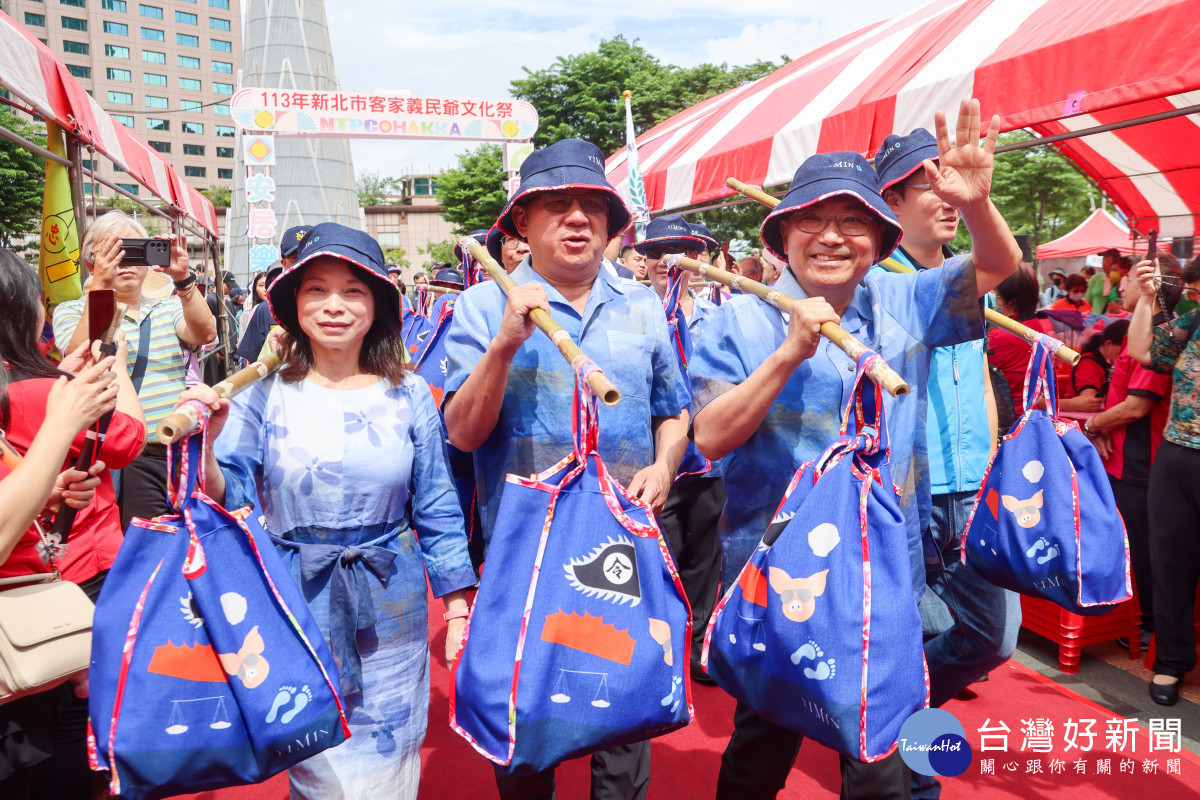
[178,590,1200,799]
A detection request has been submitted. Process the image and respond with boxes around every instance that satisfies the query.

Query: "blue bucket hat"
[485,226,506,264]
[874,128,939,194]
[267,222,398,332]
[454,229,490,264]
[688,222,719,254]
[280,225,314,258]
[431,266,463,288]
[634,215,705,255]
[495,138,631,242]
[759,152,902,265]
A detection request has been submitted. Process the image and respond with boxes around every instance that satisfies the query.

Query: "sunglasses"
[644,246,697,260]
[535,192,610,215]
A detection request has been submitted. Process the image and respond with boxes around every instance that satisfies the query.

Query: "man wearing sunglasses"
[690,99,1019,799]
[443,138,691,800]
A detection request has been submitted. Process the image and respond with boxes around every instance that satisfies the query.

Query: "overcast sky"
[321,1,931,181]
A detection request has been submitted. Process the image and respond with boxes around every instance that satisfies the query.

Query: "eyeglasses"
[534,192,610,215]
[501,237,525,249]
[788,211,875,237]
[902,183,933,194]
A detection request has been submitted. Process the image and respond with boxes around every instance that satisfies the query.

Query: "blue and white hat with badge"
[280,224,314,258]
[267,222,399,332]
[874,128,939,194]
[495,138,631,241]
[634,215,705,255]
[688,222,719,254]
[759,151,903,265]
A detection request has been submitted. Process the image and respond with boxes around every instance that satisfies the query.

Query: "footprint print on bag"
[790,638,836,681]
[265,685,311,725]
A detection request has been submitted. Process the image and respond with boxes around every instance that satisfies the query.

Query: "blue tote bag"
[451,374,692,774]
[703,355,927,762]
[963,335,1131,614]
[88,427,349,800]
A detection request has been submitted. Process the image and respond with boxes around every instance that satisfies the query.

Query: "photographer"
[53,210,215,527]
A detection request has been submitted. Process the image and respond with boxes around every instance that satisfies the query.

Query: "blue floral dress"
[216,373,475,799]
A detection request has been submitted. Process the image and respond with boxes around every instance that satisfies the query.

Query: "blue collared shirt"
[689,260,982,601]
[445,258,692,543]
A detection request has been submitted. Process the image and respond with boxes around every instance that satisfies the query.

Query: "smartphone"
[118,237,172,267]
[87,289,115,342]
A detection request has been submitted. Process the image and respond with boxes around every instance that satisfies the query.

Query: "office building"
[5,0,243,199]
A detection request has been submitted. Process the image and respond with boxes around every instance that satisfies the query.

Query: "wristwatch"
[1083,419,1098,437]
[173,275,197,292]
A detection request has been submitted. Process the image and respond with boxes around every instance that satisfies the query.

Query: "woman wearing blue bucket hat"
[175,222,476,799]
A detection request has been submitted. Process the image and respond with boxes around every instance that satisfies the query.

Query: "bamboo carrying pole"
[156,354,282,444]
[724,178,1082,366]
[460,238,622,406]
[665,255,910,396]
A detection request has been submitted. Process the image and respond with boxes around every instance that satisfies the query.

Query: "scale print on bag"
[450,374,692,774]
[87,427,350,800]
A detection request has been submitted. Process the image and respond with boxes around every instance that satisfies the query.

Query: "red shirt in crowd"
[1103,346,1172,485]
[0,375,145,582]
[988,317,1055,416]
[1071,353,1109,397]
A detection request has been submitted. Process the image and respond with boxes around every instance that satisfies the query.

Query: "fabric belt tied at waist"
[276,538,397,696]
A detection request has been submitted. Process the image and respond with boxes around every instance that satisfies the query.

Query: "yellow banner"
[39,120,82,313]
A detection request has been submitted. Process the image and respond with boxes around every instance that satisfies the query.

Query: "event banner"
[230,89,538,141]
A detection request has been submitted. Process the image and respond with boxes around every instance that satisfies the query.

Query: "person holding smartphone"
[52,211,215,528]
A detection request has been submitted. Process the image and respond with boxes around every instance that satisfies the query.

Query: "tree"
[0,112,47,246]
[357,170,400,207]
[435,145,508,235]
[201,184,231,207]
[383,246,410,269]
[951,130,1100,262]
[511,36,783,156]
[419,238,458,268]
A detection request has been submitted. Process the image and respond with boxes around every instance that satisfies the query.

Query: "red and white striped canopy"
[0,10,218,236]
[606,0,1200,240]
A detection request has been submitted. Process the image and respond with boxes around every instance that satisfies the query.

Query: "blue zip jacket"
[872,248,990,494]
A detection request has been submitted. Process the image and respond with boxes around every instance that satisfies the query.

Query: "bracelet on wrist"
[173,275,197,292]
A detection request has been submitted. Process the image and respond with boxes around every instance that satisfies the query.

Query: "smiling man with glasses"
[689,99,1020,800]
[873,123,1020,800]
[442,138,691,800]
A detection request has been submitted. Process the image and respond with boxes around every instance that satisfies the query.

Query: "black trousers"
[118,442,172,530]
[493,740,650,800]
[1149,441,1200,677]
[29,571,108,799]
[659,476,725,668]
[1110,476,1154,632]
[717,702,911,800]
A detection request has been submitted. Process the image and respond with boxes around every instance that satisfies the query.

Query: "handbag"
[451,372,692,774]
[0,521,94,706]
[963,335,1131,615]
[703,354,928,761]
[87,426,349,800]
